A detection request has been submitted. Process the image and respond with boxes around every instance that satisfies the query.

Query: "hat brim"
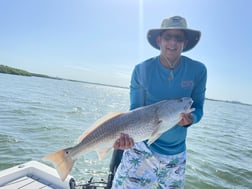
[147,28,201,52]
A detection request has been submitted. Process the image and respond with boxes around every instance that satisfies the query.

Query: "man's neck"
[160,54,181,69]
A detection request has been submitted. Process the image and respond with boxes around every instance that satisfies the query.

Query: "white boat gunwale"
[0,160,75,189]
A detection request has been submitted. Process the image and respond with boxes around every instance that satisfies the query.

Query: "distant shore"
[0,64,250,106]
[0,64,128,89]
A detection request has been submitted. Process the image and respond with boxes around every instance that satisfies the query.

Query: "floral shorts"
[112,142,186,189]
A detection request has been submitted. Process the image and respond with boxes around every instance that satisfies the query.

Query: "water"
[0,73,251,189]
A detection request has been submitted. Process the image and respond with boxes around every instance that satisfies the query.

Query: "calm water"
[0,73,251,189]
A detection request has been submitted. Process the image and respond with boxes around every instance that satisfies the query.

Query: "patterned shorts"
[112,142,186,189]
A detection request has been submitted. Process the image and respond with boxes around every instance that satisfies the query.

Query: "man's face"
[157,29,187,62]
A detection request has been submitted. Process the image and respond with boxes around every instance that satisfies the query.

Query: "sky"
[0,0,251,104]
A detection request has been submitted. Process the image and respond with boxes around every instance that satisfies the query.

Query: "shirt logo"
[181,80,194,89]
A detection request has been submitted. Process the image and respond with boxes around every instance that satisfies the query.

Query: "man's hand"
[178,113,194,126]
[113,133,134,150]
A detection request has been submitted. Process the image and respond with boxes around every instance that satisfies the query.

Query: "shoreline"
[0,65,250,106]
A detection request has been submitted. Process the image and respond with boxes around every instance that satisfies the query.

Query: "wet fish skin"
[43,97,194,181]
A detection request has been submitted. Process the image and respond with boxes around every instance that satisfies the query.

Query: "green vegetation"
[0,64,60,80]
[0,65,32,76]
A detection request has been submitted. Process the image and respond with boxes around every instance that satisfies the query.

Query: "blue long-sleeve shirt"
[130,55,207,155]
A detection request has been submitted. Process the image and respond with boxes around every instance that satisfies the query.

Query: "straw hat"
[147,16,201,52]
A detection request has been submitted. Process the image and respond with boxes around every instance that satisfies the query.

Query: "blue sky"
[0,0,251,104]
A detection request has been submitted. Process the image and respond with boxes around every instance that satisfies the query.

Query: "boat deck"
[0,161,75,189]
[2,175,56,189]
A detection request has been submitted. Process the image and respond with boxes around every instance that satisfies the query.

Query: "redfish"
[43,97,194,181]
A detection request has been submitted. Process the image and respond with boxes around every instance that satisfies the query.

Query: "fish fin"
[96,148,112,160]
[147,132,162,146]
[78,112,123,142]
[43,147,75,181]
[147,120,163,145]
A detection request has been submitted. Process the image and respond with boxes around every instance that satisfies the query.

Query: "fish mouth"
[186,107,195,114]
[184,99,194,113]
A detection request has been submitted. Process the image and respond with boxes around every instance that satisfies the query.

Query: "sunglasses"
[161,34,186,43]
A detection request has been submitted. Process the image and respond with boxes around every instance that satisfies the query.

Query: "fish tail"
[43,147,75,181]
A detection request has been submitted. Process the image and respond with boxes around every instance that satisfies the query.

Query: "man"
[112,16,207,189]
